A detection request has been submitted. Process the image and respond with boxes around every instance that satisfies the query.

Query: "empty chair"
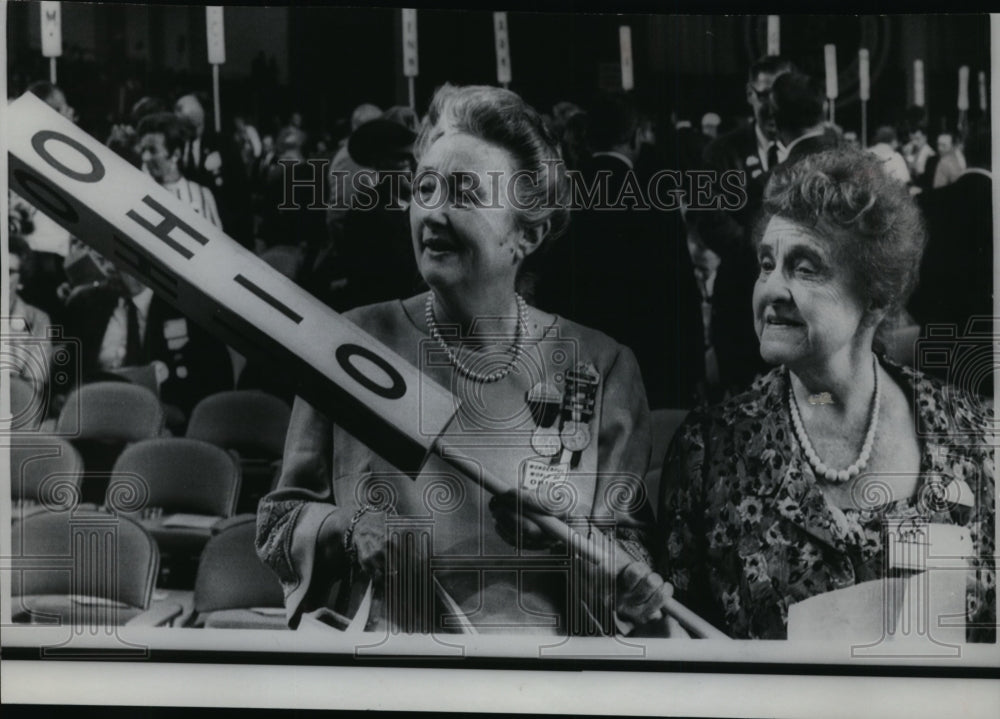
[9,439,83,517]
[186,391,291,513]
[644,408,690,519]
[188,515,287,629]
[8,375,45,431]
[10,509,180,626]
[108,362,162,397]
[109,438,242,588]
[56,381,166,504]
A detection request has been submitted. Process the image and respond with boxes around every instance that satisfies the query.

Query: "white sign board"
[958,65,970,111]
[914,59,925,107]
[494,12,512,85]
[858,48,870,101]
[619,26,634,91]
[766,16,780,55]
[402,9,419,78]
[206,6,226,65]
[824,44,838,100]
[40,1,62,58]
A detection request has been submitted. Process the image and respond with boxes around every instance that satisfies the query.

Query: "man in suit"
[692,56,796,399]
[770,72,841,167]
[536,92,704,409]
[174,93,253,248]
[62,256,233,425]
[909,124,992,396]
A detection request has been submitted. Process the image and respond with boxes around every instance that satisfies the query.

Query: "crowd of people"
[6,52,994,640]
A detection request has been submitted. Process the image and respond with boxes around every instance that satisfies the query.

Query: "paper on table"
[160,514,221,529]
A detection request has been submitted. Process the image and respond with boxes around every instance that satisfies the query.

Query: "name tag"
[163,317,189,350]
[886,519,973,571]
[520,459,568,494]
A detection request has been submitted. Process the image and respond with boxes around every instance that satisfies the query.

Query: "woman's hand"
[616,561,677,631]
[349,508,390,578]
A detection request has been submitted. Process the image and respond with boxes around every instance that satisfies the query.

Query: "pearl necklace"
[788,355,881,484]
[425,291,527,384]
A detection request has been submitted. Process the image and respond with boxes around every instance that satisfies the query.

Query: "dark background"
[5,3,991,143]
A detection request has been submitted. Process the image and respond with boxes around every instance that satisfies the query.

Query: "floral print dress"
[659,357,995,641]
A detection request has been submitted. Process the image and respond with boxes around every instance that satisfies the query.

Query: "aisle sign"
[41,2,62,58]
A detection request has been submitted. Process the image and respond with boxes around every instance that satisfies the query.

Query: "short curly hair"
[414,83,570,243]
[758,149,926,327]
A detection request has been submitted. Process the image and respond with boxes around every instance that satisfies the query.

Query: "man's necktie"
[124,299,142,366]
[767,143,779,171]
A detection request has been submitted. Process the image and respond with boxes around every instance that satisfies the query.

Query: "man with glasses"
[689,55,796,401]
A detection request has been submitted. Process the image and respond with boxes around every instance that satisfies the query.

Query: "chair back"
[56,381,165,441]
[11,510,159,610]
[10,439,83,507]
[645,408,690,518]
[186,390,291,458]
[110,438,241,518]
[193,515,285,614]
[9,375,44,431]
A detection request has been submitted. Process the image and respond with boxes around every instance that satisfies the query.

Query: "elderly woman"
[257,84,666,634]
[659,149,995,641]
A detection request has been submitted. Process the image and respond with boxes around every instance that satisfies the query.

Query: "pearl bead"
[788,354,880,485]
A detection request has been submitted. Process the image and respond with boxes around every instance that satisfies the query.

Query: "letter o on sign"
[335,344,407,400]
[31,130,105,183]
[13,170,79,224]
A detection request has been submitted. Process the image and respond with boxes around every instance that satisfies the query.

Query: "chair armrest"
[125,602,184,627]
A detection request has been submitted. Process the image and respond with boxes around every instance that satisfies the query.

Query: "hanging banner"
[858,49,870,101]
[766,16,780,55]
[40,1,62,58]
[824,44,838,100]
[914,59,925,107]
[206,6,226,65]
[619,26,634,91]
[402,9,419,78]
[494,12,512,85]
[957,65,970,111]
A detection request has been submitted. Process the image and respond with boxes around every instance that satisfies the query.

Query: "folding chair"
[10,509,181,627]
[645,408,690,519]
[186,391,291,513]
[9,438,83,518]
[109,438,241,588]
[56,381,166,504]
[188,515,287,629]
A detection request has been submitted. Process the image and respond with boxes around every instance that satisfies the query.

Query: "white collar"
[961,167,992,179]
[129,286,155,316]
[782,129,825,157]
[591,150,634,170]
[754,121,773,154]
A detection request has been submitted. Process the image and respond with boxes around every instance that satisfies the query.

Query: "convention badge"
[560,420,592,453]
[520,458,570,493]
[163,317,189,351]
[885,518,974,571]
[531,425,562,457]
